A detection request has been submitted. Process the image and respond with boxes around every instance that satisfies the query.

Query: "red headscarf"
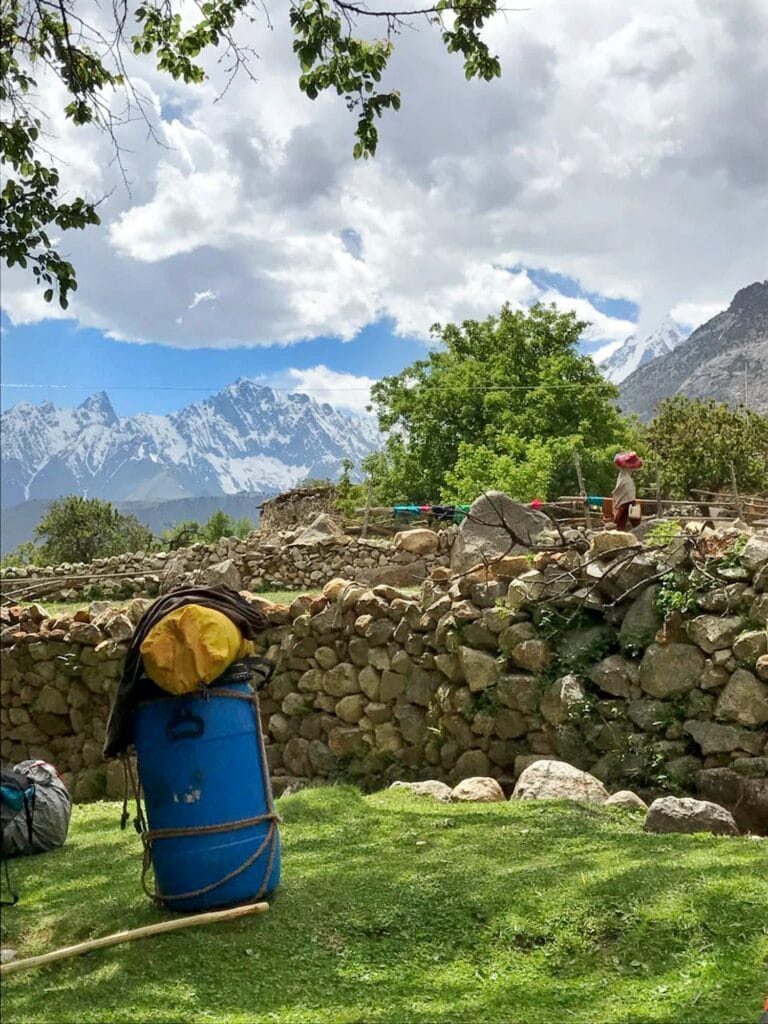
[614,451,644,470]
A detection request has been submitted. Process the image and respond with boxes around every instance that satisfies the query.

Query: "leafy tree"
[369,304,631,503]
[0,540,40,570]
[160,519,204,550]
[160,511,255,548]
[300,478,335,490]
[640,398,768,499]
[2,1,503,306]
[34,496,153,564]
[201,510,254,542]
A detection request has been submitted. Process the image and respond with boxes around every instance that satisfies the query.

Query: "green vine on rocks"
[715,533,748,570]
[655,570,703,619]
[645,521,683,546]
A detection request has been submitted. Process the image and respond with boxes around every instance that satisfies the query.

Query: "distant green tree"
[0,540,39,569]
[369,304,631,503]
[300,478,335,490]
[159,511,254,550]
[641,398,768,498]
[201,510,254,542]
[35,496,153,564]
[161,519,204,550]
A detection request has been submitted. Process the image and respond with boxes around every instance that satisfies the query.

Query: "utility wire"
[0,380,613,393]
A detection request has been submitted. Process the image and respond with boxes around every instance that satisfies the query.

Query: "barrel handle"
[165,707,205,743]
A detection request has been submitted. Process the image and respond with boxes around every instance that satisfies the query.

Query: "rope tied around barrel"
[122,683,281,906]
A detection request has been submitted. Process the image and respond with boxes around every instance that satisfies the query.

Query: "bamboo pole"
[0,901,269,976]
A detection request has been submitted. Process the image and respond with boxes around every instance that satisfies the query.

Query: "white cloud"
[0,283,72,325]
[188,289,218,310]
[537,291,636,344]
[285,366,376,414]
[671,301,726,328]
[2,0,766,349]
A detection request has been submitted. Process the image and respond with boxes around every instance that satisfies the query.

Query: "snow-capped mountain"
[619,281,768,420]
[597,314,689,384]
[1,379,380,508]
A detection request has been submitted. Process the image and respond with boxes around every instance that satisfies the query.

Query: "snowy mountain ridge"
[597,314,689,384]
[1,378,380,508]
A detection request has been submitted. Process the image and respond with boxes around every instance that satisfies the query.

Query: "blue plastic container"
[134,671,280,913]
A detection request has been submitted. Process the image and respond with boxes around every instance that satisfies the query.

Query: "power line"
[0,380,613,394]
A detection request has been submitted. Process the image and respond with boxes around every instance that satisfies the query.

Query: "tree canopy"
[160,510,255,549]
[367,303,631,503]
[33,496,154,564]
[1,1,504,307]
[638,397,768,499]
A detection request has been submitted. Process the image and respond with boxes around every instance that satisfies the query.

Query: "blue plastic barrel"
[134,671,280,913]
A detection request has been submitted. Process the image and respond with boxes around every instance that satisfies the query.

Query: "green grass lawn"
[2,788,767,1024]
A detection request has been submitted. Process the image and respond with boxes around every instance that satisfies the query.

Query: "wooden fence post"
[361,478,373,539]
[730,462,744,520]
[573,451,592,530]
[655,466,662,516]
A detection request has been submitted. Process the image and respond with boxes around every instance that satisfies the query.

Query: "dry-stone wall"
[257,486,338,536]
[2,531,766,829]
[0,532,450,603]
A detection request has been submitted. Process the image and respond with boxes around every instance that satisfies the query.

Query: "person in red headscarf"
[612,452,644,529]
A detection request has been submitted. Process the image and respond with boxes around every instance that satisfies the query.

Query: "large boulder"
[451,777,506,803]
[587,550,661,602]
[695,768,768,836]
[644,796,739,836]
[639,643,706,698]
[740,534,768,573]
[450,492,549,572]
[587,531,639,558]
[512,760,609,804]
[619,585,663,650]
[686,615,744,654]
[394,528,439,555]
[390,780,453,802]
[590,654,639,698]
[366,562,427,587]
[539,675,588,726]
[684,719,764,756]
[197,558,242,591]
[291,514,346,546]
[605,790,648,811]
[733,630,768,663]
[457,646,499,692]
[715,670,768,727]
[160,555,193,594]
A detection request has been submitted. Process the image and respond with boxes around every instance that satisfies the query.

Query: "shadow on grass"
[2,790,767,1024]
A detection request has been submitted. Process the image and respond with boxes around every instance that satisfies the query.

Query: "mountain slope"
[618,282,768,420]
[599,314,688,384]
[0,379,380,508]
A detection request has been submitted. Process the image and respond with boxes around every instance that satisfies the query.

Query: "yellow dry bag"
[140,605,254,695]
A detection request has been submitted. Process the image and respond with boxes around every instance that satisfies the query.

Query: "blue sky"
[1,0,760,423]
[0,269,639,417]
[0,314,428,416]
